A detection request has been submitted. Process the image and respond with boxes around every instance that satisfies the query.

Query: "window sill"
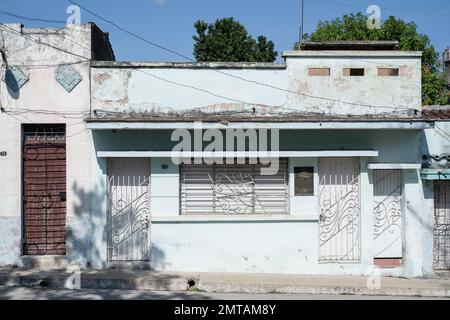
[151,215,319,223]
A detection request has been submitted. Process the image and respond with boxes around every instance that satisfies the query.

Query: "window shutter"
[180,159,289,215]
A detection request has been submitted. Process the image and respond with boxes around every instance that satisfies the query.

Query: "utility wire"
[0,9,67,24]
[0,23,90,61]
[0,14,417,114]
[68,0,417,110]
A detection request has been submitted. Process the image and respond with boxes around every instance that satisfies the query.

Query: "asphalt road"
[0,286,447,300]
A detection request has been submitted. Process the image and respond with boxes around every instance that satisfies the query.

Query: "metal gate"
[23,125,67,255]
[434,181,450,270]
[319,158,360,262]
[107,158,151,261]
[373,170,402,259]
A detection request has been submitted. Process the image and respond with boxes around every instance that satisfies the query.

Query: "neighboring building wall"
[421,120,450,275]
[444,49,450,87]
[0,23,113,267]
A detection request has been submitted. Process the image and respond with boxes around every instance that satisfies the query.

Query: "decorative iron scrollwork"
[212,172,255,214]
[107,174,150,261]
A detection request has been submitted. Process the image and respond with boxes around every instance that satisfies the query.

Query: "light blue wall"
[93,129,421,164]
[86,128,426,275]
[0,217,21,266]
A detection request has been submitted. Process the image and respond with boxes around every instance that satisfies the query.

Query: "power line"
[68,0,419,111]
[0,23,90,61]
[0,9,67,24]
[67,0,192,61]
[0,12,419,115]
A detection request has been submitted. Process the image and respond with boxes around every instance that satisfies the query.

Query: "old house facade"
[0,24,449,277]
[0,23,114,268]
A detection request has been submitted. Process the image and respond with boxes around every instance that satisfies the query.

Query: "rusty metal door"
[319,158,361,262]
[23,125,67,255]
[107,158,151,261]
[434,181,450,270]
[373,170,403,259]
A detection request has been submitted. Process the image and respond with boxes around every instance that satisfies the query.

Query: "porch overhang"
[421,169,450,180]
[86,121,432,130]
[96,150,379,158]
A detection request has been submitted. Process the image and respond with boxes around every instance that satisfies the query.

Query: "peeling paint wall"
[90,129,425,276]
[91,52,421,117]
[0,24,98,266]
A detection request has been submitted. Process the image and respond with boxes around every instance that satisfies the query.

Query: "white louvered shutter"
[180,159,288,215]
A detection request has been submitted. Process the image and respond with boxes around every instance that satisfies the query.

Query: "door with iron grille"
[434,181,450,270]
[23,125,67,255]
[319,158,360,262]
[107,158,151,262]
[373,170,403,262]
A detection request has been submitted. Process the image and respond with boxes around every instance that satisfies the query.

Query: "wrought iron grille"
[373,170,402,259]
[107,172,151,262]
[22,124,67,256]
[434,181,450,270]
[319,158,361,262]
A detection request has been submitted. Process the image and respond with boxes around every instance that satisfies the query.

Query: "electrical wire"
[0,9,67,24]
[0,13,420,115]
[0,23,90,61]
[68,0,423,111]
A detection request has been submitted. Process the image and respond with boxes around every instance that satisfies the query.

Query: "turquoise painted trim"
[421,169,450,180]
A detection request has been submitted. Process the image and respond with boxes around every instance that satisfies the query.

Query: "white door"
[107,158,151,261]
[373,170,402,259]
[319,158,360,262]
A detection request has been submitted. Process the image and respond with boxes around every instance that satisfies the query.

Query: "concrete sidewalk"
[0,268,449,298]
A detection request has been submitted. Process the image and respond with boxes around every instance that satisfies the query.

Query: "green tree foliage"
[296,13,449,105]
[193,17,277,63]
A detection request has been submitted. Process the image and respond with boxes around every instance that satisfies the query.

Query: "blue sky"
[0,0,448,62]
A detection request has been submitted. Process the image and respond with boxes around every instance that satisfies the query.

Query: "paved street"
[0,286,448,300]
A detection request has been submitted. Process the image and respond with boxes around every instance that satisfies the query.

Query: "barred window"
[180,159,289,215]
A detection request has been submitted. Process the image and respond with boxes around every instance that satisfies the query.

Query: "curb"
[197,281,450,298]
[0,270,449,298]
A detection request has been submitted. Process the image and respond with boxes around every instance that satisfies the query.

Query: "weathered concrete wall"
[91,51,421,117]
[0,24,97,266]
[90,129,424,276]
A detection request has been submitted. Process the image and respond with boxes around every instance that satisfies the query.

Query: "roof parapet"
[297,41,399,51]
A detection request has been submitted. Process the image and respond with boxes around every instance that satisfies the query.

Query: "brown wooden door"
[23,125,67,256]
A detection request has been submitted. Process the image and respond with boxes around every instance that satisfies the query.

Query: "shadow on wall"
[4,67,22,100]
[67,167,167,270]
[67,181,108,269]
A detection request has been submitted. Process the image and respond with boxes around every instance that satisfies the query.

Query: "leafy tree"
[296,13,449,105]
[193,17,277,63]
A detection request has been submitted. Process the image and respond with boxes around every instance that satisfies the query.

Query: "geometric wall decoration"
[3,66,29,92]
[55,65,82,92]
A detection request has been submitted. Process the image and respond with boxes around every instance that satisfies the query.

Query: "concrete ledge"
[91,61,287,69]
[21,256,69,270]
[152,215,319,223]
[1,269,449,297]
[196,273,450,298]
